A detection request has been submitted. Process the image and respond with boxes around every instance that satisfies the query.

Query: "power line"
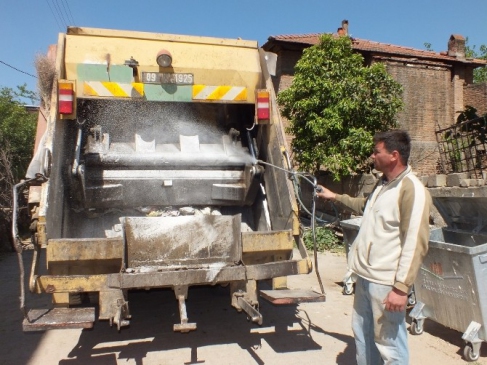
[44,0,63,31]
[60,0,76,25]
[52,0,69,29]
[0,60,37,78]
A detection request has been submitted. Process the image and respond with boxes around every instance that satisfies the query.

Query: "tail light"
[256,89,270,124]
[59,81,75,117]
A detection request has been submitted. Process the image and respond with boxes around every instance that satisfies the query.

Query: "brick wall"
[385,62,455,175]
[274,59,455,176]
[278,49,303,75]
[465,83,487,115]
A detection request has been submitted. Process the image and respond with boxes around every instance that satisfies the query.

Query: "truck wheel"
[409,320,423,335]
[463,344,480,362]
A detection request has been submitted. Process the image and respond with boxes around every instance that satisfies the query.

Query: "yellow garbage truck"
[17,27,322,332]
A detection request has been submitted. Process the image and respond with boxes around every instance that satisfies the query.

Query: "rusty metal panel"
[35,274,108,293]
[241,230,293,253]
[23,308,95,331]
[106,258,311,289]
[257,48,300,234]
[245,259,311,280]
[108,267,246,288]
[28,186,42,204]
[47,238,124,262]
[124,215,241,268]
[260,289,325,305]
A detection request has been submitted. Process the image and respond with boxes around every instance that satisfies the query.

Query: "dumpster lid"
[432,194,487,232]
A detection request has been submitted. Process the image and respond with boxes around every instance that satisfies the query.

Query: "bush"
[303,226,344,253]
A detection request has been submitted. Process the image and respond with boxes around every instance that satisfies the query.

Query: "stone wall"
[300,171,482,227]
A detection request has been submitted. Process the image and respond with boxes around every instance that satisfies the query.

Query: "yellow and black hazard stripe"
[192,85,247,101]
[83,81,144,98]
[82,81,247,102]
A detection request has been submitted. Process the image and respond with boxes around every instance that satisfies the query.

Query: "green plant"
[0,85,37,251]
[465,38,487,84]
[303,226,344,253]
[277,34,403,179]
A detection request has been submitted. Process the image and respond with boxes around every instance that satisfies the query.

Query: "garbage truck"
[16,27,323,332]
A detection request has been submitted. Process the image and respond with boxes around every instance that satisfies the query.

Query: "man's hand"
[383,288,408,312]
[316,185,336,201]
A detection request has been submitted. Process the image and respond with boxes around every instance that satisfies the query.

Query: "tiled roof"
[266,34,487,65]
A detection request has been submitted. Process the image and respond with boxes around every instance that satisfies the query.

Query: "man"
[317,130,431,365]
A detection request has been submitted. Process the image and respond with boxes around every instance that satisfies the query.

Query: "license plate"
[142,72,194,85]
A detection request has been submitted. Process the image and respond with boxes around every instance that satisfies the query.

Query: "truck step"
[23,307,95,332]
[260,289,326,305]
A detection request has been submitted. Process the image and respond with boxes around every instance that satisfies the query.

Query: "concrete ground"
[1,249,486,365]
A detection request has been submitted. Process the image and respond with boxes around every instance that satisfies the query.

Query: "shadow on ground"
[60,285,354,365]
[2,250,355,365]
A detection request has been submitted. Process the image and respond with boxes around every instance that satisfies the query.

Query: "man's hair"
[373,130,411,165]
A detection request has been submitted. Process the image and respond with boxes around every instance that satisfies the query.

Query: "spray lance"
[255,159,333,295]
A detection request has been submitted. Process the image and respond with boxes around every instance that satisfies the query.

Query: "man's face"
[371,142,393,172]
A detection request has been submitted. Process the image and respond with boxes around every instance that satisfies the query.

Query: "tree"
[0,86,37,179]
[278,35,403,179]
[465,39,487,83]
[0,85,37,251]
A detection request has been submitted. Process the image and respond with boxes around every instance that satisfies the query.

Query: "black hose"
[310,176,325,294]
[12,174,47,319]
[292,174,339,225]
[257,160,331,294]
[13,179,30,318]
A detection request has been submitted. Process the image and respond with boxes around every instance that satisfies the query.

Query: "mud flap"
[259,289,325,305]
[22,307,95,331]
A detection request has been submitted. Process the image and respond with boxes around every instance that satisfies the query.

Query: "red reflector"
[257,91,270,120]
[59,84,74,114]
[257,105,269,119]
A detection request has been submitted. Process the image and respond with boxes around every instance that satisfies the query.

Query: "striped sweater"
[336,166,432,293]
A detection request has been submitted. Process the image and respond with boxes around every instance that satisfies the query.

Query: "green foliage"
[277,35,403,179]
[465,38,487,83]
[303,226,344,253]
[0,85,37,180]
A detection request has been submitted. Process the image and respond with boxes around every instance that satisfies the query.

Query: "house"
[262,20,487,176]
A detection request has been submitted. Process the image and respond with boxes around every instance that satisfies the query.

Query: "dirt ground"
[1,248,486,365]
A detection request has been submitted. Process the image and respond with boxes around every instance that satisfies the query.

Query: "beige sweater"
[336,166,432,293]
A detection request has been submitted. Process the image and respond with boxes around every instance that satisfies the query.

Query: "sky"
[1,0,486,105]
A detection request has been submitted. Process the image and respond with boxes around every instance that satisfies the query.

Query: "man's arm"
[316,185,367,215]
[395,177,431,293]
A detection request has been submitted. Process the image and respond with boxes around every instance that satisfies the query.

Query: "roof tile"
[267,34,487,65]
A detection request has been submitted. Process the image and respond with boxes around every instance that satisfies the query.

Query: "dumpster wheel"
[410,319,423,335]
[463,343,480,362]
[342,284,354,295]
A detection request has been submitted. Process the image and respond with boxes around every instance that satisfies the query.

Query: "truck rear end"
[22,27,320,332]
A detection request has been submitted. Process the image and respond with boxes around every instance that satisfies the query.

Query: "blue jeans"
[352,276,408,365]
